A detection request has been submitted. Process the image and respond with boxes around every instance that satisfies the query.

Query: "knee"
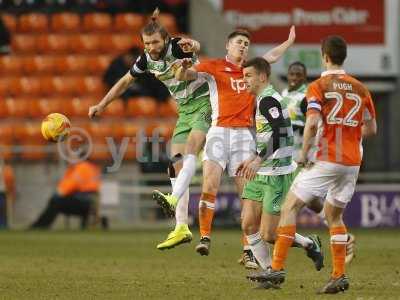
[202,179,219,195]
[241,217,258,235]
[261,229,276,244]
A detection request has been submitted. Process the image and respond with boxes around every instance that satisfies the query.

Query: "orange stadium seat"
[70,34,101,53]
[0,124,14,160]
[159,98,178,118]
[120,122,140,160]
[101,98,124,117]
[50,12,81,32]
[70,97,97,117]
[101,34,142,53]
[146,121,174,140]
[18,13,49,33]
[78,76,104,95]
[53,55,87,74]
[5,97,31,117]
[40,76,79,96]
[22,55,55,75]
[6,77,42,96]
[114,13,145,32]
[158,13,178,34]
[126,97,157,117]
[12,34,37,53]
[2,14,17,32]
[0,78,11,95]
[89,121,116,160]
[0,99,9,117]
[0,56,22,75]
[83,13,112,32]
[36,34,70,54]
[15,122,47,160]
[86,55,112,74]
[29,97,63,118]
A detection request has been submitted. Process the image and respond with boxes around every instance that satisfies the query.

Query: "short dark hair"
[141,8,169,40]
[288,61,307,75]
[243,57,271,77]
[321,35,347,65]
[227,29,251,41]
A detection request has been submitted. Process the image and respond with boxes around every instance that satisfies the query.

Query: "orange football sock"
[199,193,216,238]
[330,226,347,279]
[271,225,296,271]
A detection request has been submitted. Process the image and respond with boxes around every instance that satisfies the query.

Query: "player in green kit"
[237,58,324,288]
[88,9,211,250]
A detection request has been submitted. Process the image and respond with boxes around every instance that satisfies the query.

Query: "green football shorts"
[172,96,211,144]
[242,173,295,215]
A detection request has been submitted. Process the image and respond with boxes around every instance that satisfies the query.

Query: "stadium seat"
[83,13,112,32]
[120,122,140,160]
[70,97,97,117]
[18,13,49,33]
[86,55,112,74]
[5,97,31,117]
[0,78,11,95]
[2,14,17,32]
[101,34,142,53]
[80,76,104,95]
[114,13,145,32]
[53,55,87,74]
[70,34,101,53]
[40,76,78,96]
[36,34,70,54]
[0,56,22,75]
[15,122,47,160]
[50,12,81,32]
[22,55,55,75]
[5,77,41,96]
[0,99,9,117]
[29,97,63,118]
[101,98,124,117]
[12,34,36,53]
[159,98,178,118]
[146,121,174,140]
[0,123,14,160]
[126,97,157,117]
[158,13,178,34]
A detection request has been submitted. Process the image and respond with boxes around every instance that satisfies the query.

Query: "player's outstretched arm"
[88,71,135,118]
[175,58,198,81]
[263,25,296,64]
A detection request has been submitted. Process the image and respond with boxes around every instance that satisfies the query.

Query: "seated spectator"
[103,46,170,102]
[0,17,11,55]
[30,149,101,230]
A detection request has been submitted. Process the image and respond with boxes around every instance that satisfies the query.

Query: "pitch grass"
[0,229,399,299]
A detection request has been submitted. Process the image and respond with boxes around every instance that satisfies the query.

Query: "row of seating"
[0,54,112,75]
[12,33,142,54]
[2,12,178,34]
[0,97,178,118]
[0,119,175,161]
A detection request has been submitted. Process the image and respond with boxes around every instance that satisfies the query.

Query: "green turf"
[0,229,398,299]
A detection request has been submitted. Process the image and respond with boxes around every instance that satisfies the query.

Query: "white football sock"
[294,233,313,249]
[171,154,196,200]
[170,178,189,226]
[246,232,271,270]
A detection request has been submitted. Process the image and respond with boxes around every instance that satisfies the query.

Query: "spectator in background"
[103,46,170,102]
[30,148,101,230]
[0,16,11,55]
